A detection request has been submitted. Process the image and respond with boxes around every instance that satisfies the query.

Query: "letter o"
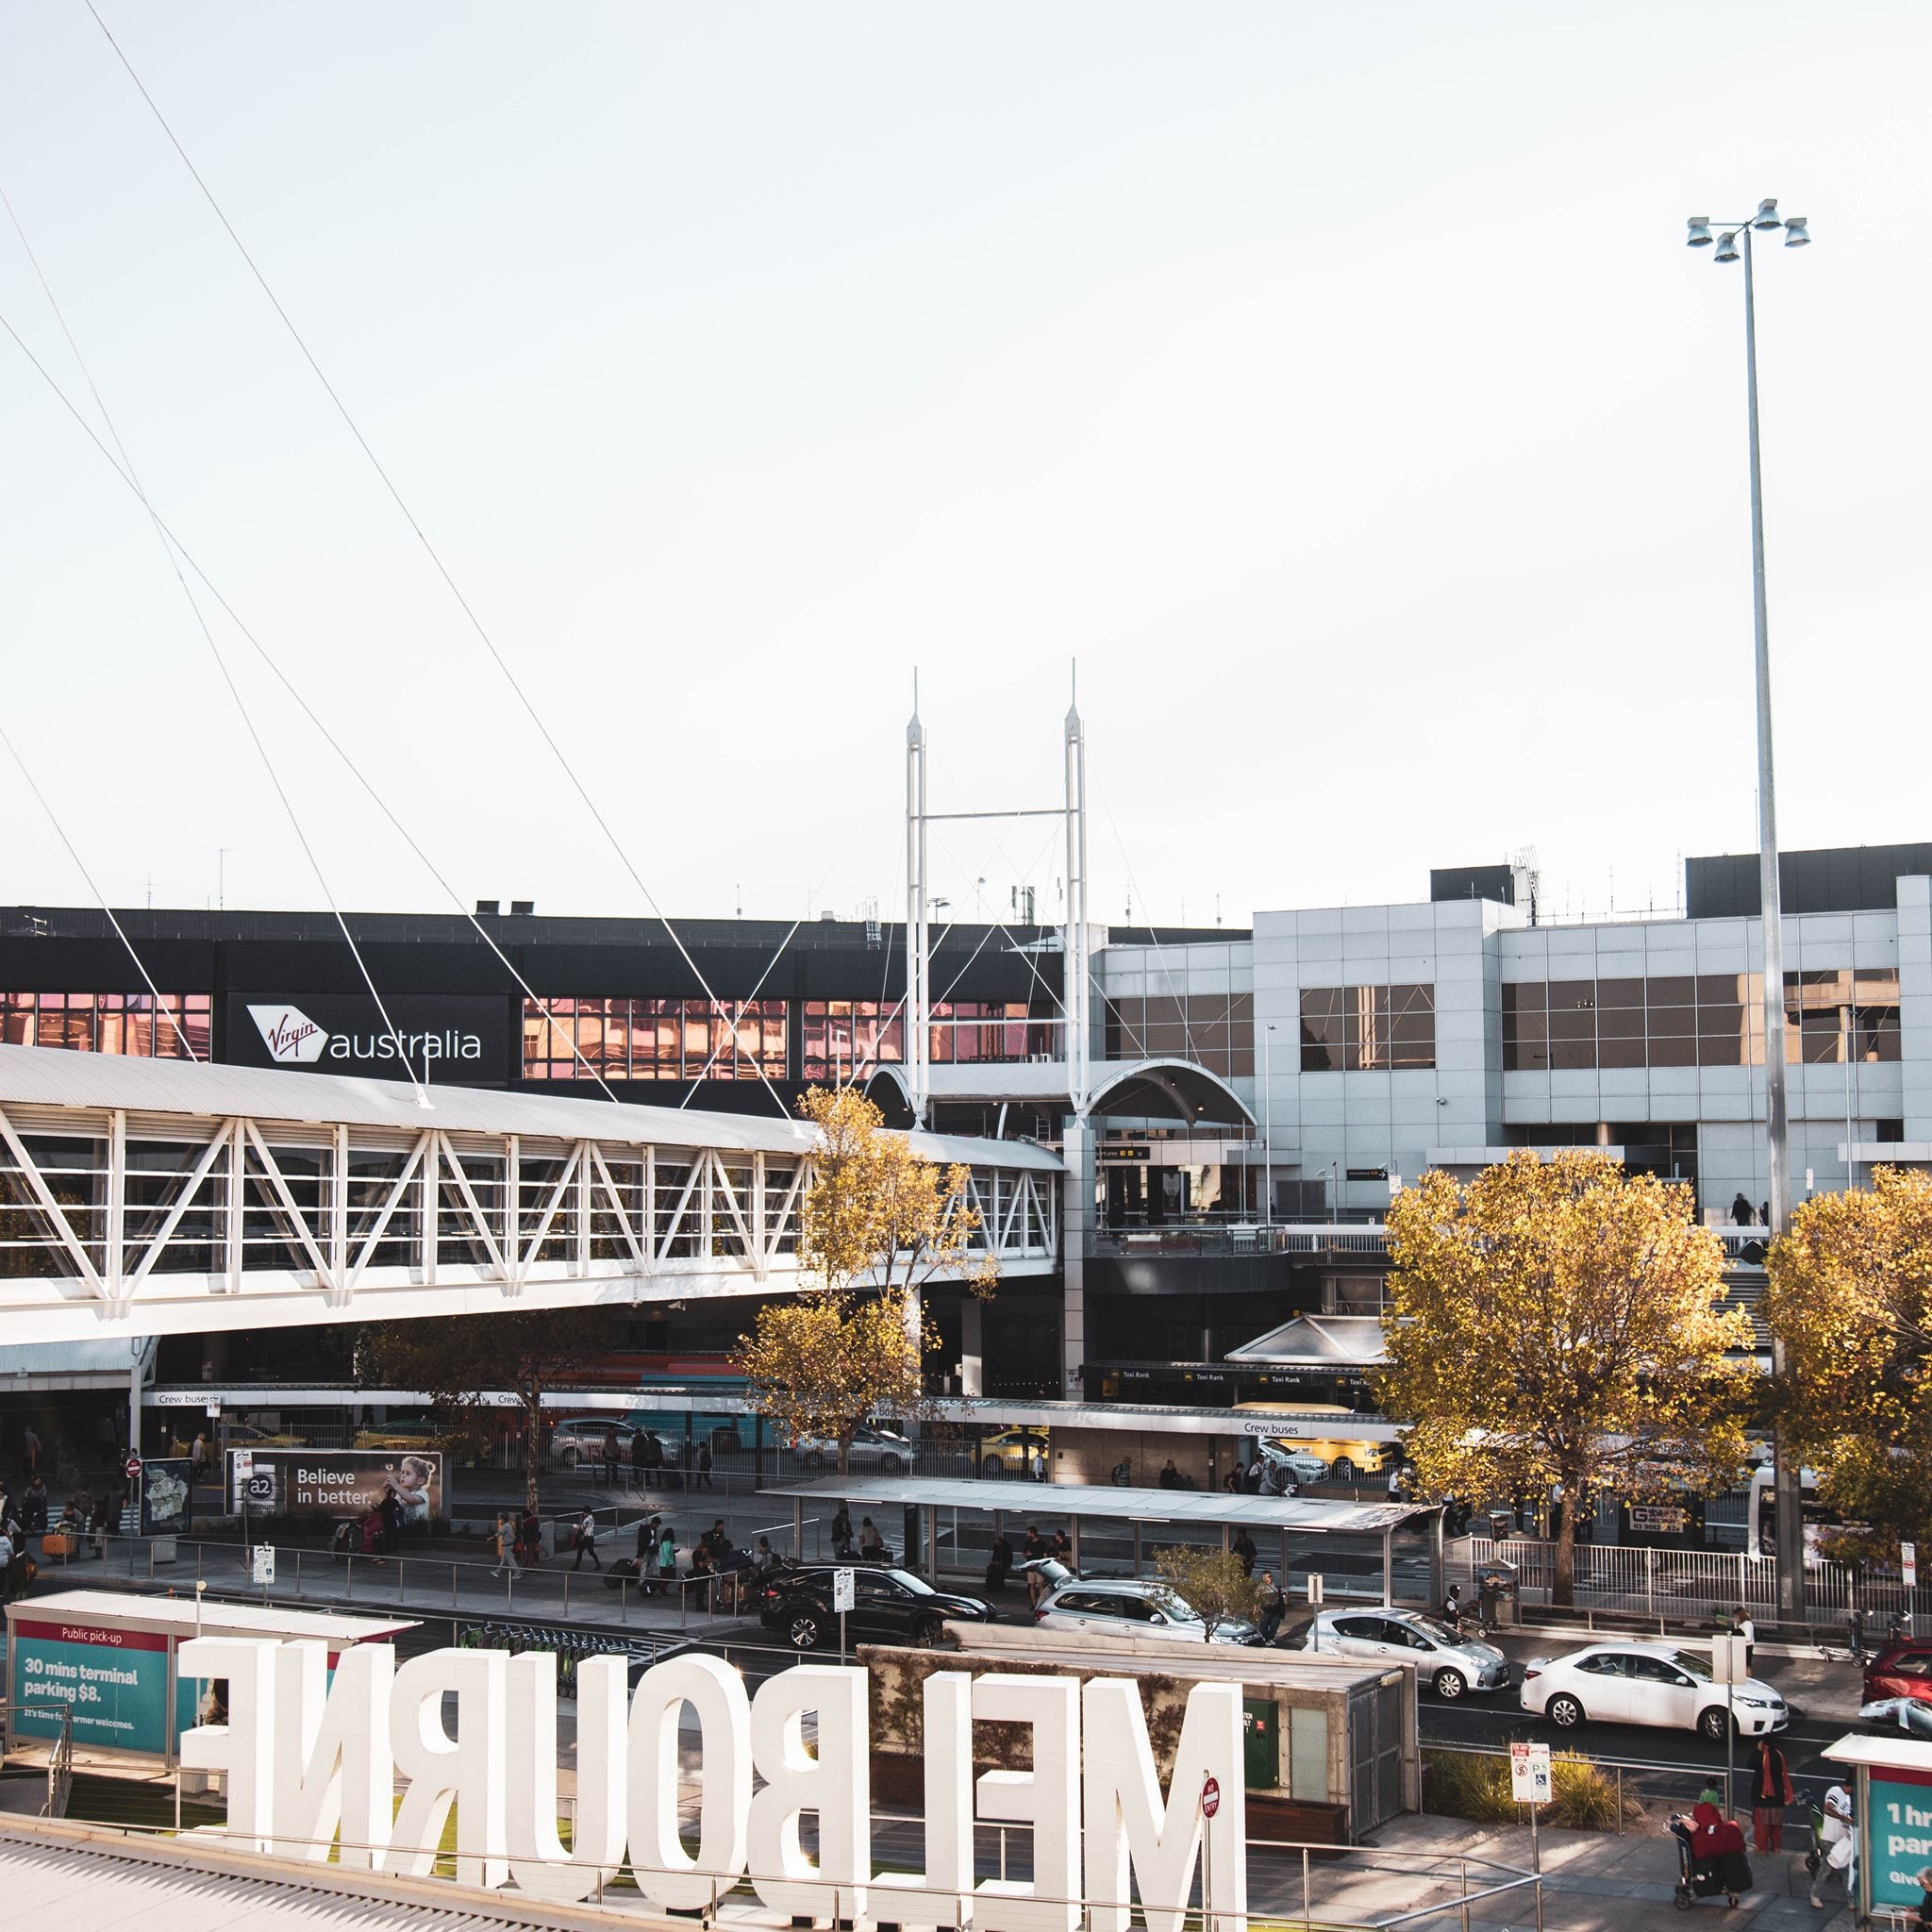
[627,1654,750,1908]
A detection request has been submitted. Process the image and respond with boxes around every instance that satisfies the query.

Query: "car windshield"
[885,1569,935,1594]
[1407,1616,1461,1646]
[1142,1586,1201,1622]
[1668,1650,1714,1681]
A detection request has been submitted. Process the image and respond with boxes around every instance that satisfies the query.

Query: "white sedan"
[1301,1608,1509,1700]
[1520,1641,1788,1740]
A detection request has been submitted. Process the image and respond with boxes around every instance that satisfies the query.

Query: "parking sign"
[832,1568,856,1614]
[1509,1740,1552,1805]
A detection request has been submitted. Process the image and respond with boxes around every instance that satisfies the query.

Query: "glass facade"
[522,997,787,1082]
[802,999,1050,1078]
[1298,984,1436,1072]
[802,1000,904,1080]
[0,991,211,1058]
[1104,993,1255,1078]
[1503,969,1902,1071]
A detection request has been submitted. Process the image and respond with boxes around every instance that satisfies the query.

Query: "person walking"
[1750,1736,1794,1853]
[572,1509,602,1570]
[602,1428,623,1488]
[1811,1784,1856,1913]
[22,1424,41,1479]
[656,1525,679,1597]
[696,1441,714,1491]
[1732,1192,1754,1227]
[1257,1571,1287,1645]
[1734,1606,1757,1669]
[491,1511,522,1579]
[632,1429,654,1493]
[1233,1528,1257,1577]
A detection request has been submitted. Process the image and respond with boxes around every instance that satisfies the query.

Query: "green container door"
[1241,1696,1279,1790]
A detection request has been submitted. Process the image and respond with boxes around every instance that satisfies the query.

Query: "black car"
[758,1566,996,1651]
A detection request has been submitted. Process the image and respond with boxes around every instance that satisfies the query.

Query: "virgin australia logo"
[249,1004,327,1065]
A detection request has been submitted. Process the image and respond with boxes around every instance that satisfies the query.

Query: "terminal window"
[1502,969,1900,1071]
[1104,992,1254,1077]
[1298,984,1435,1072]
[0,991,211,1058]
[522,997,787,1082]
[801,1000,1047,1078]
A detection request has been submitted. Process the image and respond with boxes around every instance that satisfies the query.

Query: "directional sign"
[1200,1774,1222,1819]
[832,1568,856,1614]
[1509,1740,1552,1805]
[1307,1574,1324,1605]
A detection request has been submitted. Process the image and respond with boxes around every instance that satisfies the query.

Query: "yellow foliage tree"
[738,1086,994,1474]
[1764,1167,1932,1565]
[1373,1151,1754,1604]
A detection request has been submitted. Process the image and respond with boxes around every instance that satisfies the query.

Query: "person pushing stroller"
[1669,1801,1752,1909]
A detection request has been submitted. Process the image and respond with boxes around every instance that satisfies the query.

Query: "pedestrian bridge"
[0,1045,1059,1343]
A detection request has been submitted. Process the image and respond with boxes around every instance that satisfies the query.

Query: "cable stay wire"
[82,1,791,1120]
[0,193,435,1108]
[0,721,197,1060]
[1096,781,1205,1069]
[0,300,625,1108]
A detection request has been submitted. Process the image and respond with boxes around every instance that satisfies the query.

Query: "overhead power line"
[82,0,790,1118]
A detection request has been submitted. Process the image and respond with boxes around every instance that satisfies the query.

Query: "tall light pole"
[1687,197,1810,1620]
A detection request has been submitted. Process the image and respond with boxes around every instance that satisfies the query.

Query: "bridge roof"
[0,1043,1059,1169]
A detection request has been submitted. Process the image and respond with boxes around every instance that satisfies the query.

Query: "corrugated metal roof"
[758,1473,1424,1533]
[0,1044,1058,1170]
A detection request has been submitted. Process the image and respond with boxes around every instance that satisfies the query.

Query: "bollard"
[1301,1847,1310,1927]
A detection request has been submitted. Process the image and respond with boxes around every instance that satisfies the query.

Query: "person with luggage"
[571,1508,602,1570]
[1670,1801,1751,1909]
[1810,1784,1856,1913]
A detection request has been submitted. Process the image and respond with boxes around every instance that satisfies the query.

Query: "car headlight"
[1736,1696,1771,1708]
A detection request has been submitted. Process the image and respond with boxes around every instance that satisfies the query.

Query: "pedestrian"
[520,1507,542,1566]
[1158,1457,1180,1491]
[1811,1784,1856,1913]
[23,1424,42,1478]
[1909,1865,1932,1932]
[636,1512,660,1562]
[858,1516,886,1559]
[631,1429,653,1492]
[1849,1607,1869,1666]
[491,1511,522,1579]
[1750,1736,1794,1852]
[754,1537,780,1580]
[1233,1528,1257,1577]
[379,1484,405,1556]
[697,1441,714,1491]
[0,1522,13,1604]
[1732,1192,1754,1227]
[1257,1570,1287,1644]
[1733,1606,1757,1669]
[89,1493,109,1560]
[22,1475,46,1535]
[603,1428,623,1487]
[656,1525,678,1594]
[572,1509,602,1570]
[985,1531,1013,1591]
[831,1505,854,1557]
[1029,1448,1046,1483]
[1242,1458,1264,1494]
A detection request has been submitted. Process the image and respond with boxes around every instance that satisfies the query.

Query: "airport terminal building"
[3,837,1928,1426]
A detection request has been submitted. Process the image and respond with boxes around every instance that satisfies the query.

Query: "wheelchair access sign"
[1510,1741,1553,1804]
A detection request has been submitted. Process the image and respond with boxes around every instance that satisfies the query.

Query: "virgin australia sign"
[176,1641,1247,1929]
[248,1004,483,1070]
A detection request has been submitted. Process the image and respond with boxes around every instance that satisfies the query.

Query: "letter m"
[1082,1678,1246,1932]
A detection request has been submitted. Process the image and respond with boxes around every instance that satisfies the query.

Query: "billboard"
[224,992,510,1086]
[138,1457,193,1536]
[228,1449,445,1526]
[9,1615,174,1754]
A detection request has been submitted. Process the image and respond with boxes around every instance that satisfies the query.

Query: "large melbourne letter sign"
[178,1646,1248,1930]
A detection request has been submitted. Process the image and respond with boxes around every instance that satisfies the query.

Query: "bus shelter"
[760,1475,1443,1608]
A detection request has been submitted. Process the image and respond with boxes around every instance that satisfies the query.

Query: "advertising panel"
[139,1457,192,1536]
[1869,1765,1932,1912]
[228,1448,445,1525]
[224,992,509,1086]
[9,1615,171,1754]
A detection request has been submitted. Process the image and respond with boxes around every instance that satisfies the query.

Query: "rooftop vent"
[509,899,536,917]
[475,899,500,917]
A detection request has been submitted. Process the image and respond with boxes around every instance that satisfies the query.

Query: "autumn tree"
[358,1307,621,1515]
[1373,1151,1754,1605]
[1153,1544,1266,1642]
[1764,1167,1932,1566]
[739,1085,994,1474]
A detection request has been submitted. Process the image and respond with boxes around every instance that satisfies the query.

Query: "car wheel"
[1546,1693,1585,1729]
[1432,1667,1468,1701]
[981,1457,1008,1478]
[911,1613,943,1647]
[1329,1457,1357,1484]
[880,1454,904,1476]
[558,1445,578,1468]
[786,1612,824,1651]
[1698,1705,1734,1743]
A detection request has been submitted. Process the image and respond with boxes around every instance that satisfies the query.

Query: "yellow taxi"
[1235,1403,1394,1483]
[974,1426,1051,1479]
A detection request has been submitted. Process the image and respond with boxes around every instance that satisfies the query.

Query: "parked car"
[758,1565,995,1651]
[795,1424,912,1476]
[550,1418,676,1468]
[1299,1607,1507,1700]
[1861,1695,1932,1739]
[352,1417,446,1452]
[1864,1638,1932,1709]
[1033,1577,1257,1645]
[978,1426,1052,1478]
[1253,1441,1329,1490]
[1519,1642,1788,1740]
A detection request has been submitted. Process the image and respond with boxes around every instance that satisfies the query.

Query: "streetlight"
[1259,1024,1277,1226]
[1686,194,1811,1621]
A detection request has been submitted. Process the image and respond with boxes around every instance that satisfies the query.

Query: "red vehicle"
[1863,1638,1932,1706]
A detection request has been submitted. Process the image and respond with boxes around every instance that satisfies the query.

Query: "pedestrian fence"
[1452,1535,1918,1625]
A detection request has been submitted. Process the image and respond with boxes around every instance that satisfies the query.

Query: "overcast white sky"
[1,3,1925,933]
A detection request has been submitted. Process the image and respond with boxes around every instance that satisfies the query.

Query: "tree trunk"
[525,1395,542,1519]
[838,1431,852,1478]
[1553,1486,1577,1607]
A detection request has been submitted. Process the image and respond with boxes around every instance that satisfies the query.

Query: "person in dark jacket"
[1732,1192,1754,1227]
[985,1531,1013,1591]
[1233,1529,1258,1577]
[1750,1737,1793,1851]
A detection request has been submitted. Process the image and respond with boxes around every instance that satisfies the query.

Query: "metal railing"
[42,1706,74,1820]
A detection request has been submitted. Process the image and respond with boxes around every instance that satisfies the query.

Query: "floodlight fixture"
[1713,230,1740,263]
[1687,217,1714,247]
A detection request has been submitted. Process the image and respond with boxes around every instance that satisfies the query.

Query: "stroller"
[1671,1809,1753,1910]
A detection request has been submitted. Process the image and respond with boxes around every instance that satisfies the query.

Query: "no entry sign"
[1200,1774,1222,1819]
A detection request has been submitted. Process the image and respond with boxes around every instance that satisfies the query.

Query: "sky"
[0,2,1926,934]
